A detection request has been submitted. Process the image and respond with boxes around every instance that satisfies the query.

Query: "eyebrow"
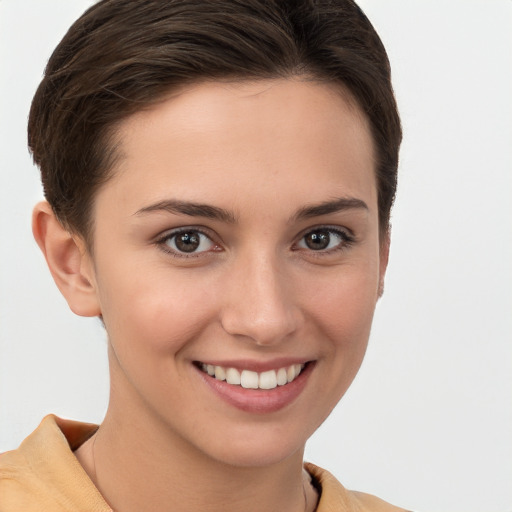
[134,199,237,223]
[293,197,368,221]
[134,196,368,224]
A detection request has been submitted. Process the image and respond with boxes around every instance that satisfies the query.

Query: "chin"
[186,417,318,469]
[208,438,305,469]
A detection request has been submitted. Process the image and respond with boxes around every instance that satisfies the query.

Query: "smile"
[197,362,306,390]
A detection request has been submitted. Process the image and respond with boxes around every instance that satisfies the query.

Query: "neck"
[77,401,317,512]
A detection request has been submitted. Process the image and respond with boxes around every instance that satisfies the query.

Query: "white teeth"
[225,367,241,385]
[200,362,306,389]
[276,368,288,386]
[214,366,226,381]
[259,370,277,390]
[241,370,259,389]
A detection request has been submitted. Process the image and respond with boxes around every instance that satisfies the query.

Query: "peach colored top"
[0,415,409,511]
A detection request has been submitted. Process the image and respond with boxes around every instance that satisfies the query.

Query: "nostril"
[219,262,301,344]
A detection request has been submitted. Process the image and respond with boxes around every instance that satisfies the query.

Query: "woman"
[0,1,407,510]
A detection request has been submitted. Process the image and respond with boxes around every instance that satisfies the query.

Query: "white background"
[0,2,511,511]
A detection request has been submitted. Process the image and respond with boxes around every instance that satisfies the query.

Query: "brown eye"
[304,230,331,250]
[175,232,200,252]
[297,228,351,252]
[164,230,215,254]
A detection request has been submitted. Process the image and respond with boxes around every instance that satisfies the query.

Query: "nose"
[220,252,302,346]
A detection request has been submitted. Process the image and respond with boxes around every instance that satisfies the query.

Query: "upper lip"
[194,358,313,373]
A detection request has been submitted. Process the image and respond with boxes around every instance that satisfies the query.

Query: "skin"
[33,79,389,512]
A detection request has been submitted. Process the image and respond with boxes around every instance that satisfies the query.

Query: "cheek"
[302,263,379,351]
[96,264,219,356]
[298,264,378,402]
[290,264,380,429]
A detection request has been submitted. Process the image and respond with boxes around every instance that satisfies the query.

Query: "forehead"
[115,79,371,153]
[100,79,377,218]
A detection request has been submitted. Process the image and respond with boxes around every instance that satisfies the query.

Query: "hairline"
[77,75,385,256]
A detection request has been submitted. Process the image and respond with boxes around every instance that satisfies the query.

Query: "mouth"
[195,362,308,390]
[194,360,313,413]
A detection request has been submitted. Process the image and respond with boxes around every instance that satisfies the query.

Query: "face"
[85,79,387,467]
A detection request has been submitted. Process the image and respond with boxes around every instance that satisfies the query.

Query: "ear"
[378,230,390,298]
[32,201,101,317]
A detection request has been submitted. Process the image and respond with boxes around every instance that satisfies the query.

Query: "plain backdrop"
[0,2,511,512]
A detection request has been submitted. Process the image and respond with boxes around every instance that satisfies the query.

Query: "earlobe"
[32,201,101,317]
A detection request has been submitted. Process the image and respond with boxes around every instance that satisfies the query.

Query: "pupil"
[175,232,200,252]
[305,230,330,250]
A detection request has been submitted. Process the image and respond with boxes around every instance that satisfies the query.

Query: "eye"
[296,228,352,252]
[159,229,218,255]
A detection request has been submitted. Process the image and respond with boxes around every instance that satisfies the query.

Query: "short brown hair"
[28,0,401,243]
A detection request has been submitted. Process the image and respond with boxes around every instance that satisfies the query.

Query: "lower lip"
[195,363,314,414]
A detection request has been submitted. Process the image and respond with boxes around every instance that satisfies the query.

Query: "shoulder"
[305,462,411,512]
[350,491,410,512]
[0,439,59,512]
[0,415,110,512]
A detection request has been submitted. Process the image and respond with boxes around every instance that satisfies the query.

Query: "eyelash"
[293,226,355,256]
[155,226,355,258]
[156,227,220,258]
